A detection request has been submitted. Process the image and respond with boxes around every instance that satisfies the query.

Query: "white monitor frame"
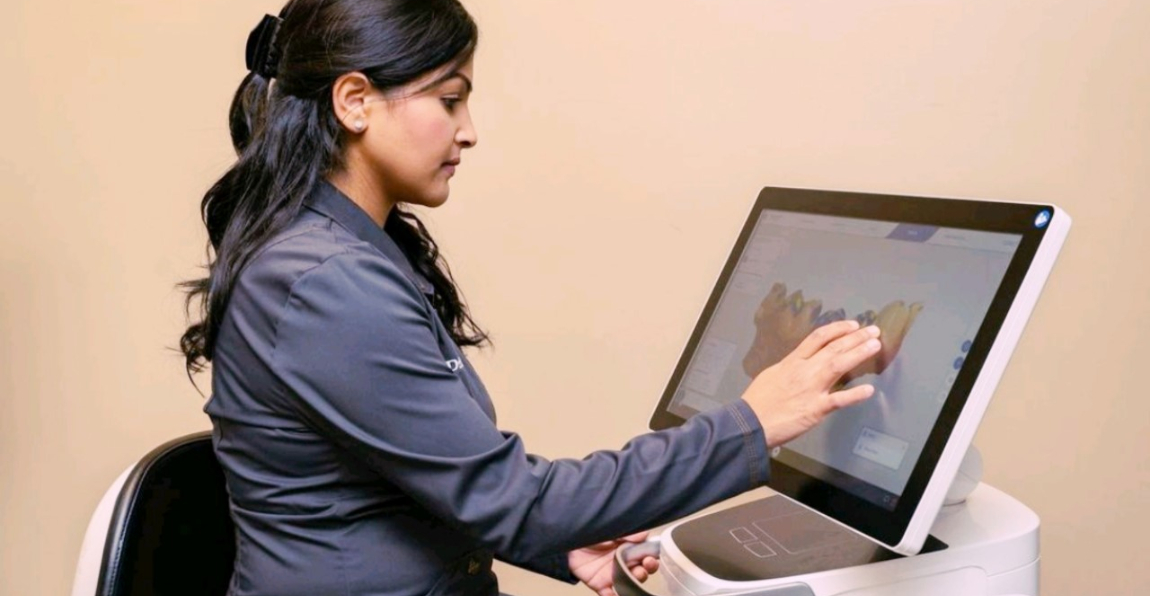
[648,187,1071,555]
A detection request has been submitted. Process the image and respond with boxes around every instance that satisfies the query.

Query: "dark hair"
[180,0,486,380]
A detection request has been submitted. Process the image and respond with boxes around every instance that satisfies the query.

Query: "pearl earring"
[353,119,365,131]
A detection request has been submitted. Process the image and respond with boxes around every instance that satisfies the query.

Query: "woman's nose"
[456,115,478,148]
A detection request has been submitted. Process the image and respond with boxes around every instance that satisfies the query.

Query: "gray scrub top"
[204,181,771,596]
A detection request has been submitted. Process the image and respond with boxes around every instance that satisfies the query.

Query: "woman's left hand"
[568,531,659,596]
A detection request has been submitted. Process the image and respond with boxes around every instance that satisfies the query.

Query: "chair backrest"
[82,431,235,596]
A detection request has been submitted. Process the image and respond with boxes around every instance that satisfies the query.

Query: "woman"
[179,1,882,595]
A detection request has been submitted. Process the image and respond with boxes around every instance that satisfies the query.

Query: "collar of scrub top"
[302,180,437,297]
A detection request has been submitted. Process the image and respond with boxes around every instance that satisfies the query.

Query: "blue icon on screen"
[953,357,965,370]
[961,340,972,353]
[1034,210,1051,229]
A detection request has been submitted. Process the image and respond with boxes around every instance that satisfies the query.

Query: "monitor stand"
[615,447,1039,596]
[668,493,948,582]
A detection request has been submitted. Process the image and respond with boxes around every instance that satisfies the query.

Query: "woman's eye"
[442,97,460,111]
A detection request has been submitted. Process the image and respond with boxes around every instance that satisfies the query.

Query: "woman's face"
[356,58,477,209]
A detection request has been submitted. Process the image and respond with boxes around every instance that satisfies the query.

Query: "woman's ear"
[332,72,374,133]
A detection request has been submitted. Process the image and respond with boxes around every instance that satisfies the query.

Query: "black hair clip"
[245,14,283,79]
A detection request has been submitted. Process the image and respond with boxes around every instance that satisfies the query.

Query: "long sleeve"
[269,250,771,567]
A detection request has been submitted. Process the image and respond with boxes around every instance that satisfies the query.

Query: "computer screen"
[665,210,1021,511]
[649,186,1069,553]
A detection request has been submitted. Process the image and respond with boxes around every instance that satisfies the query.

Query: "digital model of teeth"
[741,282,924,381]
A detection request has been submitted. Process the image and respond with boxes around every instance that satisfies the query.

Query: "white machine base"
[615,483,1038,596]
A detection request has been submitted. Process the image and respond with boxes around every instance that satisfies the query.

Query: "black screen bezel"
[649,186,1054,547]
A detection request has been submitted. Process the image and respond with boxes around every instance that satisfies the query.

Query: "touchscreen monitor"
[649,187,1070,554]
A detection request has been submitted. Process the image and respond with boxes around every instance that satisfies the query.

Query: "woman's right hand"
[740,320,882,447]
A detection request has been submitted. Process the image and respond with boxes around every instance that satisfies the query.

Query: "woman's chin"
[407,186,451,209]
[425,190,450,208]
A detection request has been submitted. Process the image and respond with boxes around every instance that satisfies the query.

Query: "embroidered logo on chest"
[445,358,464,372]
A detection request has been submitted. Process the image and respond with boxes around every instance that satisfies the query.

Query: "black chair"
[72,432,235,596]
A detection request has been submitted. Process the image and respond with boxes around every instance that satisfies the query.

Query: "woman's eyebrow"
[419,72,473,94]
[444,73,473,92]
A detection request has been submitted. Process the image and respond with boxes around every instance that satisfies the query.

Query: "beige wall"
[3,1,1148,594]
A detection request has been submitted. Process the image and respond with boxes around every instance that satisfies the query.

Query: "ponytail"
[180,69,341,376]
